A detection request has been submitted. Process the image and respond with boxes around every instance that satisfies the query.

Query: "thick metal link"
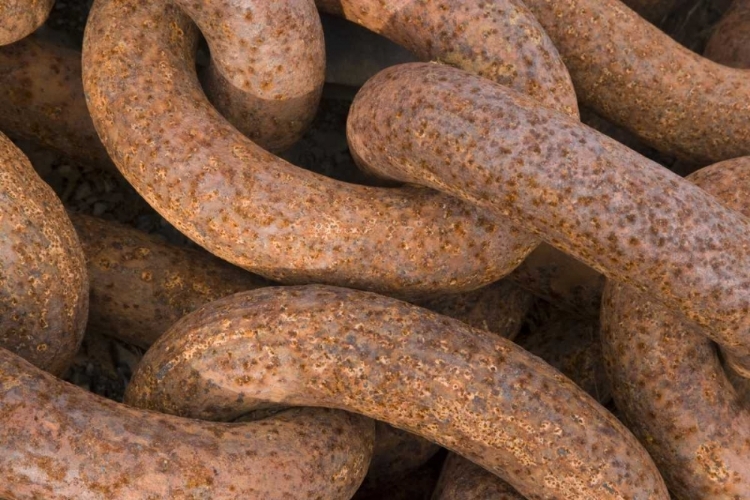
[0,133,87,375]
[125,285,669,499]
[602,156,750,499]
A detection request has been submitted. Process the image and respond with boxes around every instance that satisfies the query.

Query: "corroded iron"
[0,348,374,499]
[432,309,610,500]
[433,453,524,500]
[0,34,114,168]
[522,0,750,163]
[71,211,534,492]
[82,0,542,296]
[0,133,87,375]
[8,1,750,498]
[126,285,669,500]
[434,305,612,500]
[601,156,750,499]
[347,62,750,358]
[0,0,53,45]
[82,0,596,296]
[73,211,532,348]
[71,213,270,348]
[180,0,325,152]
[314,0,579,117]
[416,279,533,340]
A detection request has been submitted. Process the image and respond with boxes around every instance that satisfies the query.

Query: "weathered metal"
[126,285,669,500]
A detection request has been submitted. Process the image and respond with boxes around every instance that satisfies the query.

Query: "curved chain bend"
[81,0,592,296]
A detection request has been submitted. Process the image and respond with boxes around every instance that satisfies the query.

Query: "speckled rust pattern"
[431,312,612,500]
[603,288,750,500]
[126,285,669,500]
[508,244,605,319]
[82,0,537,297]
[416,279,533,340]
[704,0,750,68]
[0,133,88,375]
[0,35,113,169]
[602,156,750,499]
[686,156,750,227]
[433,453,525,500]
[0,0,53,45]
[315,0,578,117]
[184,0,325,152]
[347,63,750,357]
[73,212,528,490]
[433,306,614,500]
[522,0,750,163]
[73,211,532,350]
[1,34,578,322]
[70,213,271,348]
[73,212,529,489]
[364,273,555,488]
[0,348,374,499]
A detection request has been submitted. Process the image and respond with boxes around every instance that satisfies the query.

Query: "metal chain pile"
[0,0,749,498]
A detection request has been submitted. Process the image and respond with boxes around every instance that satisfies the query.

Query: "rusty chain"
[1,0,749,498]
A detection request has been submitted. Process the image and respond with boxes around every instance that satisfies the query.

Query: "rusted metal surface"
[315,0,578,118]
[432,305,611,500]
[0,0,53,45]
[70,214,531,490]
[603,287,750,499]
[704,0,750,68]
[73,210,532,349]
[0,348,374,499]
[4,27,574,307]
[82,0,541,296]
[578,106,682,174]
[0,34,114,169]
[522,0,750,163]
[125,285,669,500]
[508,244,605,319]
[433,453,524,500]
[362,280,532,487]
[70,213,271,348]
[8,0,750,497]
[0,17,401,163]
[0,132,88,375]
[72,212,533,491]
[0,35,115,169]
[347,62,750,358]
[0,35,581,321]
[602,156,750,499]
[432,310,609,500]
[181,0,325,152]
